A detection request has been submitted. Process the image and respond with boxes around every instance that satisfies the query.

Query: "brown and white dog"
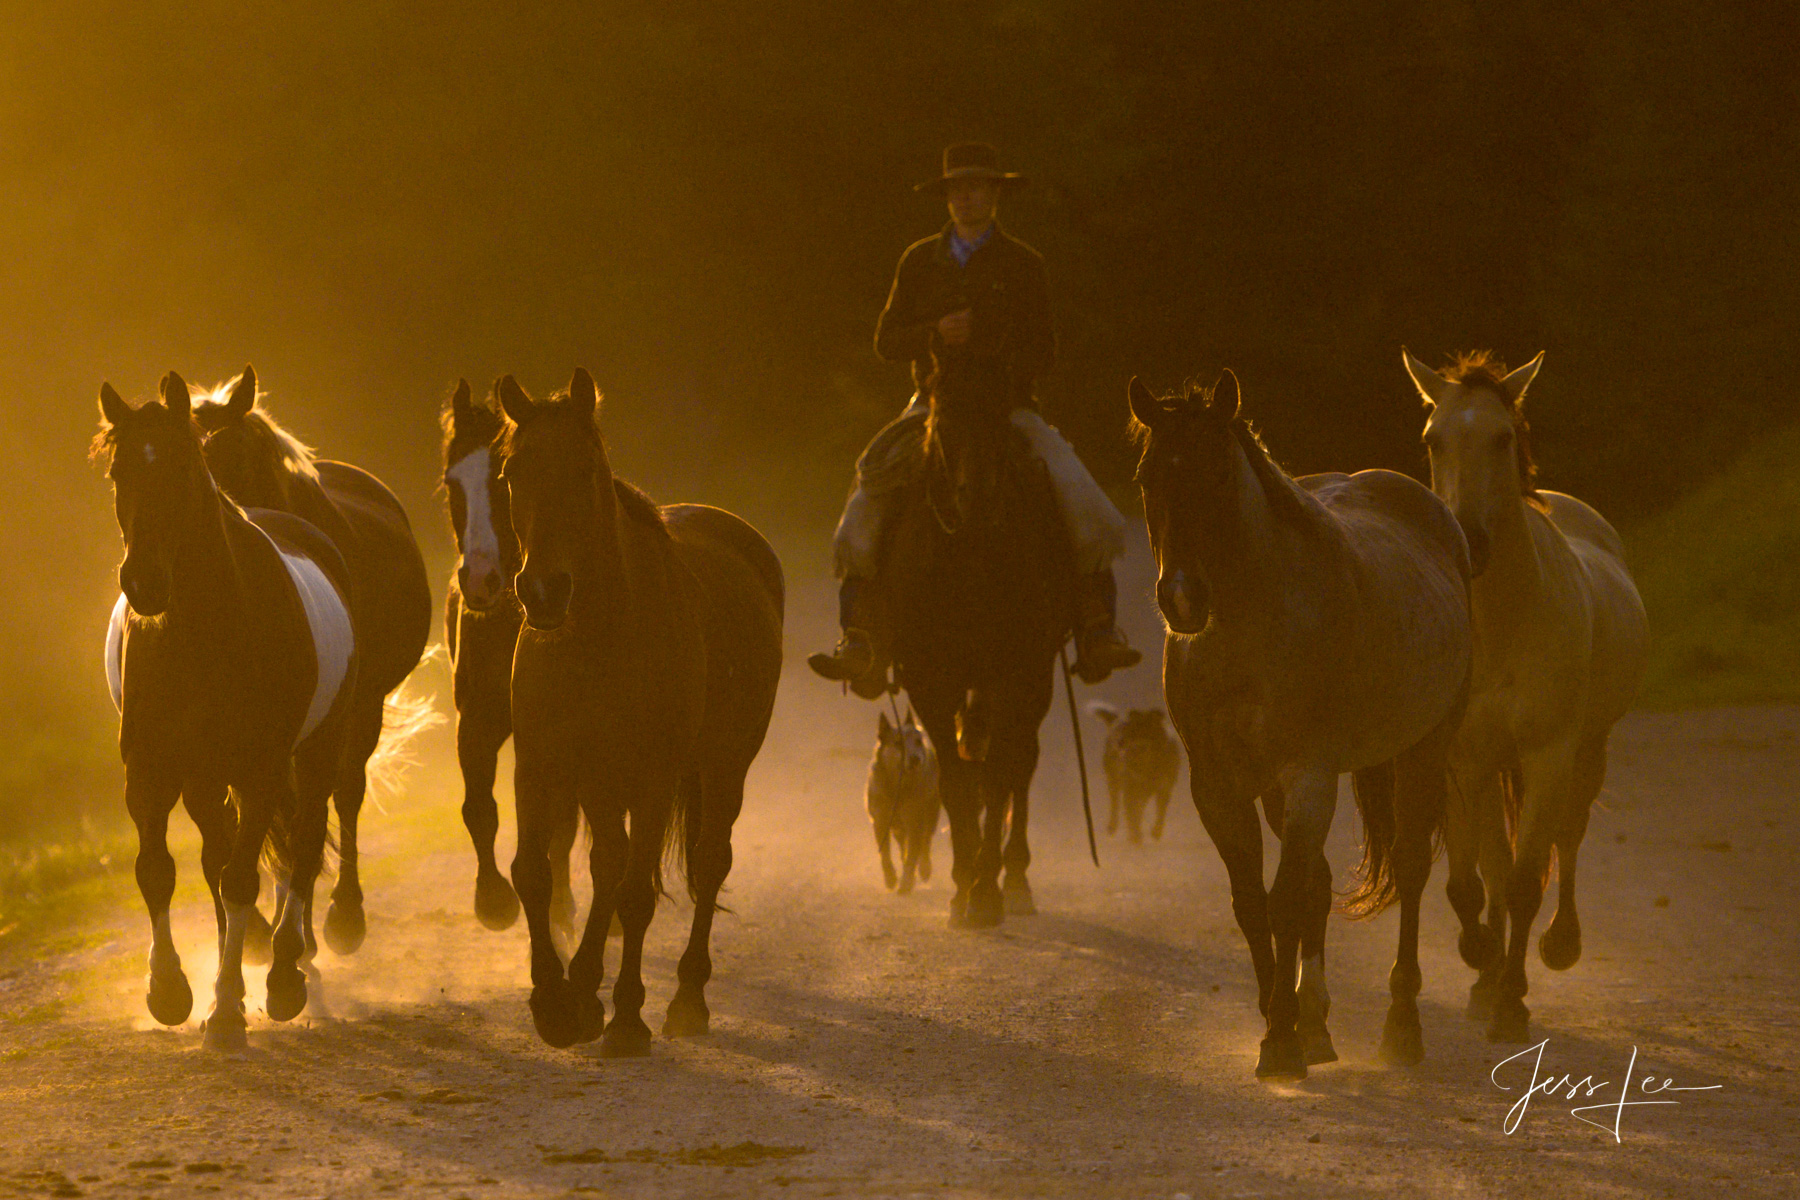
[1091,703,1182,843]
[866,709,941,893]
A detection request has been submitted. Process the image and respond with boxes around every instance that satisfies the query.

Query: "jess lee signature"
[1490,1040,1722,1140]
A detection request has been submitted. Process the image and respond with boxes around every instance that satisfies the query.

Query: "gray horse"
[1130,371,1472,1079]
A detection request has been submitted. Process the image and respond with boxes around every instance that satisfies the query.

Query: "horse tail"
[1499,763,1558,888]
[252,778,298,881]
[1342,760,1399,918]
[365,650,447,804]
[662,770,703,904]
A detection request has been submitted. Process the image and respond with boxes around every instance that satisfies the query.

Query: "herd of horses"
[92,348,1645,1080]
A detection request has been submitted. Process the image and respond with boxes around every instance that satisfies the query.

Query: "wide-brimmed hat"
[914,142,1028,193]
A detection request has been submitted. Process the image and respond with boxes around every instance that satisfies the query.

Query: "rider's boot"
[808,576,892,699]
[1072,569,1142,684]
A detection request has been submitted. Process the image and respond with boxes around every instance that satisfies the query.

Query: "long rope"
[1059,644,1100,868]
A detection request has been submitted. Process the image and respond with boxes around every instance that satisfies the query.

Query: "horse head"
[95,372,216,617]
[922,355,1018,536]
[496,368,614,631]
[191,365,318,512]
[443,379,517,611]
[1405,348,1544,577]
[1128,370,1244,635]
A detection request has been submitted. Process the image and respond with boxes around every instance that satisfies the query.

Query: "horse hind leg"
[1379,738,1452,1067]
[603,777,676,1058]
[665,768,738,1038]
[1489,747,1573,1044]
[1541,735,1605,972]
[324,696,384,956]
[548,803,582,956]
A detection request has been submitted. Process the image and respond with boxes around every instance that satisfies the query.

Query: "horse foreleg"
[961,772,1008,928]
[130,760,190,1028]
[1106,782,1120,835]
[1380,739,1452,1067]
[602,776,675,1059]
[1193,781,1272,1049]
[324,698,383,956]
[1001,780,1035,916]
[666,767,741,1038]
[1261,769,1336,1079]
[566,806,627,1045]
[206,769,282,1050]
[548,802,581,955]
[512,763,580,1048]
[458,702,518,930]
[1444,755,1508,1020]
[1490,745,1573,1043]
[1152,786,1172,841]
[1541,734,1605,972]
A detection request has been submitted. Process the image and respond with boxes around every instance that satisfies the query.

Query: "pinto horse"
[440,380,580,942]
[882,371,1072,928]
[192,367,433,955]
[497,369,783,1054]
[1405,349,1647,1043]
[96,374,353,1048]
[1129,371,1471,1078]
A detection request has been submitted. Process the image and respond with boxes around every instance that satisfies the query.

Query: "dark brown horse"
[497,369,783,1054]
[96,373,353,1048]
[882,367,1073,928]
[1130,372,1471,1078]
[193,367,433,955]
[440,380,580,942]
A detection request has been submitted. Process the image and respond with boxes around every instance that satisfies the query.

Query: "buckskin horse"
[496,369,783,1054]
[96,373,351,1048]
[1129,371,1471,1078]
[440,380,581,944]
[192,367,433,956]
[881,360,1073,928]
[1404,349,1647,1043]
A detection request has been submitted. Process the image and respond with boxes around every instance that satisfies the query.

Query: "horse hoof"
[948,892,970,928]
[965,883,1004,929]
[242,908,274,967]
[1458,925,1500,970]
[529,983,580,1049]
[473,872,521,931]
[322,902,366,956]
[896,877,914,896]
[881,865,898,891]
[265,965,308,1022]
[144,970,193,1027]
[1003,883,1036,917]
[1300,1024,1338,1066]
[1487,998,1531,1044]
[663,990,711,1038]
[600,1015,653,1058]
[1378,1009,1423,1066]
[201,1010,248,1052]
[1255,1033,1307,1080]
[1539,921,1581,971]
[573,993,607,1045]
[1466,980,1498,1022]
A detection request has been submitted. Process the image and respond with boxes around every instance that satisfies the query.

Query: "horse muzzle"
[516,568,573,630]
[458,561,510,612]
[1157,570,1209,635]
[120,557,171,617]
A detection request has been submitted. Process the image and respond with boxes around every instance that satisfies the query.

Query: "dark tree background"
[2,1,1794,835]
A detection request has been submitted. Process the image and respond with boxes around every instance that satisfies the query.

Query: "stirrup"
[807,630,890,699]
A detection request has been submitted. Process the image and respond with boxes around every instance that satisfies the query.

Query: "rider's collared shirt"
[948,224,994,266]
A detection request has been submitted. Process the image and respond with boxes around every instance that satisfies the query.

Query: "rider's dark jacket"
[874,221,1054,413]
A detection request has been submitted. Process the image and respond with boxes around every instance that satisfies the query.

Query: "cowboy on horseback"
[810,142,1142,695]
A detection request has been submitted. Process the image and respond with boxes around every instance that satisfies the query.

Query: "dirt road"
[3,578,1797,1199]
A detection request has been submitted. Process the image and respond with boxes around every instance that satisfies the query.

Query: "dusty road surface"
[3,579,1798,1199]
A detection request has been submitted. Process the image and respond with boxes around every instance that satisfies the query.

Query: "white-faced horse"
[1405,349,1648,1043]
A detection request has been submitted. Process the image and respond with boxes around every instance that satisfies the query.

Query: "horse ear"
[1501,352,1544,406]
[1127,376,1160,429]
[98,382,132,428]
[224,365,256,419]
[1209,369,1241,421]
[450,379,474,426]
[1402,347,1449,409]
[569,368,599,421]
[496,375,534,426]
[879,711,895,737]
[161,372,192,420]
[1089,701,1119,726]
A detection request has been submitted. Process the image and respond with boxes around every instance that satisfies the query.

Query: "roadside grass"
[1626,420,1800,709]
[0,834,140,968]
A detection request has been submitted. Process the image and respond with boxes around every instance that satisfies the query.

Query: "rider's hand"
[936,308,973,346]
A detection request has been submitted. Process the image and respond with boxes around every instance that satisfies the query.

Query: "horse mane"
[1440,350,1543,503]
[193,378,321,485]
